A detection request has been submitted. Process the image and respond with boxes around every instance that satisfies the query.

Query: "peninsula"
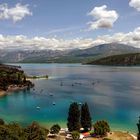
[0,64,34,97]
[86,53,140,66]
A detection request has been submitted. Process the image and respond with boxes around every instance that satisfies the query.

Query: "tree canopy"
[0,120,49,140]
[81,103,92,131]
[67,102,80,132]
[93,120,110,137]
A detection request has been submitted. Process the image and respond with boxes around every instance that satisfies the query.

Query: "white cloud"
[0,27,140,50]
[87,5,119,30]
[0,35,95,50]
[129,0,140,11]
[96,27,140,47]
[0,3,32,22]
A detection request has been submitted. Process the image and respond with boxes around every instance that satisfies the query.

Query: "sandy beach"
[0,90,6,97]
[107,131,137,140]
[85,131,137,140]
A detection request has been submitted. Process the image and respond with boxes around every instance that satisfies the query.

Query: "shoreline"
[0,85,29,97]
[0,90,6,97]
[26,77,48,80]
[26,75,48,80]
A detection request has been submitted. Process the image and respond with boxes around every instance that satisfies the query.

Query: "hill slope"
[0,43,140,63]
[70,43,139,56]
[86,53,140,66]
[0,64,33,91]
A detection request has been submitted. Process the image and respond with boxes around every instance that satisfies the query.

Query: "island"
[0,64,34,97]
[86,53,140,66]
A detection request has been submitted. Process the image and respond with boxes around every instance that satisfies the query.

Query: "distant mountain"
[60,43,140,63]
[0,43,140,63]
[86,53,140,66]
[69,43,140,58]
[0,50,69,63]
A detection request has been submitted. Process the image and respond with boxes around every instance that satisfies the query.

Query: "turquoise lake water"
[0,64,140,133]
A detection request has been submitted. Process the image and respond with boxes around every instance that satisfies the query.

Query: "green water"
[0,64,140,133]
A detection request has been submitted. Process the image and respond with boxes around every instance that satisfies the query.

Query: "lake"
[0,63,140,133]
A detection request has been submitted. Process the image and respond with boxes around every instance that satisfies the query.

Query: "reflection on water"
[0,64,140,133]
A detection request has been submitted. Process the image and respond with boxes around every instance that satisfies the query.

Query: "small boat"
[49,93,53,96]
[78,102,82,105]
[53,102,56,105]
[36,106,40,109]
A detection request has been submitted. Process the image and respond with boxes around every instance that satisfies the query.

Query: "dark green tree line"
[67,102,80,131]
[81,103,92,131]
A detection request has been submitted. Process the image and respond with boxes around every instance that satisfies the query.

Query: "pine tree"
[137,117,140,140]
[81,103,92,131]
[67,102,80,132]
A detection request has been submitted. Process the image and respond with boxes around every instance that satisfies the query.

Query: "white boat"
[36,106,40,109]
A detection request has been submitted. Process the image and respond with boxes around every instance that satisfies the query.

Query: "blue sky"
[0,0,140,50]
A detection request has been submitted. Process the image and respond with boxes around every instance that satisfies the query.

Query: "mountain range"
[0,43,140,63]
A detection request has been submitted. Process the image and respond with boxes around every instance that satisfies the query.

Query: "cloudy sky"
[0,0,140,50]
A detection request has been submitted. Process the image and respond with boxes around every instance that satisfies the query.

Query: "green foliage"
[0,118,5,125]
[24,121,49,140]
[93,120,110,137]
[0,120,49,140]
[0,123,25,140]
[137,117,140,140]
[81,103,92,131]
[67,102,80,132]
[0,126,19,140]
[90,131,94,136]
[71,131,80,140]
[50,124,61,134]
[0,64,33,91]
[6,123,25,139]
[87,53,140,66]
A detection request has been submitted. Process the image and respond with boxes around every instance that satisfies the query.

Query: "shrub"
[93,120,110,137]
[72,131,80,140]
[24,121,49,140]
[90,131,95,137]
[50,124,61,134]
[0,119,49,140]
[0,118,5,125]
[0,123,24,140]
